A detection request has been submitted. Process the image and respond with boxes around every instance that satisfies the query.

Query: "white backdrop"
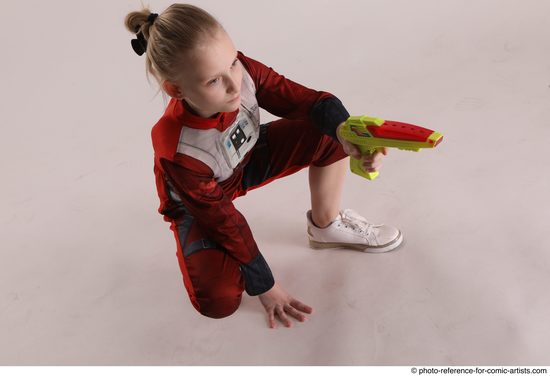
[1,0,549,365]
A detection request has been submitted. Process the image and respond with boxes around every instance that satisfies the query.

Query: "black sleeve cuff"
[310,96,351,141]
[239,252,275,296]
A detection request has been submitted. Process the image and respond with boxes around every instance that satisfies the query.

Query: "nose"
[226,75,239,95]
[227,81,238,95]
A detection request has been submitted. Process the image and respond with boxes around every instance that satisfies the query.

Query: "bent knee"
[193,277,244,319]
[196,293,242,319]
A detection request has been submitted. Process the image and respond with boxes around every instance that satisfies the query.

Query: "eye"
[207,59,238,86]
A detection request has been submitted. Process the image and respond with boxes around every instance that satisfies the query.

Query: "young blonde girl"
[124,4,402,329]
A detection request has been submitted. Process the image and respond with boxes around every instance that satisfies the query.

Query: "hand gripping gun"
[337,115,444,180]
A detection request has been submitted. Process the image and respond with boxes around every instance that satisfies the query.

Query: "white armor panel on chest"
[176,67,260,183]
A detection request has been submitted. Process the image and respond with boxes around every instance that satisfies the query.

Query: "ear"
[162,81,183,99]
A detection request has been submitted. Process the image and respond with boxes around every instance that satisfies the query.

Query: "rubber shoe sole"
[308,230,404,253]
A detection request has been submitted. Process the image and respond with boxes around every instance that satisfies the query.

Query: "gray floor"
[1,0,549,365]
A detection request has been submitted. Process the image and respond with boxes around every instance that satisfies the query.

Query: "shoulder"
[151,117,180,160]
[237,50,266,81]
[151,98,185,160]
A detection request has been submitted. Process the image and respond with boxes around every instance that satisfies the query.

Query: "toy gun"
[338,115,444,180]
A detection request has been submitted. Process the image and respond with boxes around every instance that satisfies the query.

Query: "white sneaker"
[306,209,403,253]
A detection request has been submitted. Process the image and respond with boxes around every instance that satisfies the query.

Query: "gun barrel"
[339,115,444,180]
[340,116,443,150]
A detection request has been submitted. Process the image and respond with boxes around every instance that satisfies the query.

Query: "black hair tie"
[147,13,158,24]
[131,13,158,56]
[131,32,147,56]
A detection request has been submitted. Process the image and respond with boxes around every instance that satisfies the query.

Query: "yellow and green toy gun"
[338,115,444,180]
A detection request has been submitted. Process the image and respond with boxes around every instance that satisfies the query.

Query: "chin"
[227,100,241,111]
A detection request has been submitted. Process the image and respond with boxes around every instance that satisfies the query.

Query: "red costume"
[151,51,349,318]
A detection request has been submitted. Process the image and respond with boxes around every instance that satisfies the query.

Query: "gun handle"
[349,146,381,180]
[350,158,379,180]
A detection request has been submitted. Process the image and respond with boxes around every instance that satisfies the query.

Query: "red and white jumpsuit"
[151,50,350,318]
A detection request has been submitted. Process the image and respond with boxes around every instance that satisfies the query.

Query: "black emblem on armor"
[230,124,247,151]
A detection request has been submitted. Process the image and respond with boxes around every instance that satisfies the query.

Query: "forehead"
[185,30,237,82]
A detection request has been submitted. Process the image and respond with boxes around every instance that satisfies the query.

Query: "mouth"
[228,95,240,103]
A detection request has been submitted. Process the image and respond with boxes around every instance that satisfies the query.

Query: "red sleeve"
[237,51,333,119]
[237,51,350,140]
[159,154,275,296]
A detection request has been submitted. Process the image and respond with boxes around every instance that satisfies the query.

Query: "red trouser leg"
[171,117,348,319]
[171,217,245,319]
[237,117,349,195]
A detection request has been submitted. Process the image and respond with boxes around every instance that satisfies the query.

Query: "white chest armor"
[176,68,260,183]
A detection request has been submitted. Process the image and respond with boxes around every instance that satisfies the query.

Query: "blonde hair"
[124,3,222,99]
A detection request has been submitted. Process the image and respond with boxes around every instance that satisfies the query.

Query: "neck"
[182,99,219,119]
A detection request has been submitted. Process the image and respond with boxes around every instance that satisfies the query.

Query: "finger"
[363,162,377,171]
[374,151,385,162]
[275,305,292,328]
[363,163,380,172]
[364,159,383,169]
[268,309,276,329]
[290,299,314,314]
[366,148,386,161]
[343,141,361,160]
[381,147,389,156]
[366,161,383,170]
[351,145,362,160]
[366,150,383,163]
[362,154,374,163]
[365,166,381,173]
[362,150,373,160]
[284,304,307,322]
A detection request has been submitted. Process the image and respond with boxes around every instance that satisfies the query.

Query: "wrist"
[336,122,346,144]
[259,281,278,296]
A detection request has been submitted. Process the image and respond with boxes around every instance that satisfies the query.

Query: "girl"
[124,4,402,329]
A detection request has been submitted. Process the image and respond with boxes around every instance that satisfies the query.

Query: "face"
[165,27,243,118]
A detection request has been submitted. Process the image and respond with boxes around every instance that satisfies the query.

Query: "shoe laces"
[338,209,375,235]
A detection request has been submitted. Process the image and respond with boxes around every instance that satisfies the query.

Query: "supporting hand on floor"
[258,282,313,329]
